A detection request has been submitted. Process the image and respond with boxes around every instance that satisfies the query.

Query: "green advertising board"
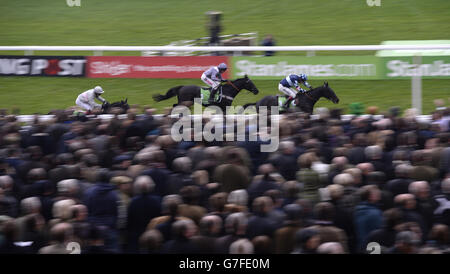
[231,56,380,80]
[380,56,450,79]
[231,55,450,80]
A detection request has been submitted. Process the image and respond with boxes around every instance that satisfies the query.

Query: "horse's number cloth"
[200,87,221,104]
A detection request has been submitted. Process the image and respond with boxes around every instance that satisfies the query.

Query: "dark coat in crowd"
[83,182,119,229]
[354,202,383,252]
[127,193,162,252]
[274,223,302,254]
[161,237,198,254]
[269,153,298,181]
[367,227,397,249]
[246,213,279,239]
[140,168,171,197]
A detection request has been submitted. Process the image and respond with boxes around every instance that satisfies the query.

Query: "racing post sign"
[0,56,86,77]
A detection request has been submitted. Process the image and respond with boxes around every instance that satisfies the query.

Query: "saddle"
[200,86,223,104]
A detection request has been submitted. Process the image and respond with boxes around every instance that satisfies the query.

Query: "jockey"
[279,73,312,108]
[75,86,107,113]
[201,63,228,103]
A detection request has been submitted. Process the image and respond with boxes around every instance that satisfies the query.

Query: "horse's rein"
[226,80,240,92]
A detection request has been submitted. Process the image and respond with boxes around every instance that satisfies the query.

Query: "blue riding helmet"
[218,63,227,71]
[299,74,307,81]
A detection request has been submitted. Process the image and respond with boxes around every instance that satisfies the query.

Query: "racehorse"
[102,98,130,114]
[243,82,339,114]
[152,75,259,112]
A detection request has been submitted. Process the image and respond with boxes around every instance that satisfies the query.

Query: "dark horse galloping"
[244,82,339,114]
[152,75,259,112]
[102,98,130,114]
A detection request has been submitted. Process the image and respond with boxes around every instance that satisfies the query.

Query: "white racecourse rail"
[1,44,450,53]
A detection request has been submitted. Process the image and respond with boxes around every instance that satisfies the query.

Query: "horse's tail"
[153,86,182,102]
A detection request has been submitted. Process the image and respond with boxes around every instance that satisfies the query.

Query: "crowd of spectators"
[0,104,449,254]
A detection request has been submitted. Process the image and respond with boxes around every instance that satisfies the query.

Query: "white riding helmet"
[94,86,104,94]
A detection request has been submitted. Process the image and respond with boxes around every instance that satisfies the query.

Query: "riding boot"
[208,87,218,103]
[283,96,293,109]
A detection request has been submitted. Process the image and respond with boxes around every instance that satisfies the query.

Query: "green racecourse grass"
[0,77,449,115]
[0,0,450,114]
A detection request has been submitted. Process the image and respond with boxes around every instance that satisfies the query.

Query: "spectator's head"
[333,173,354,187]
[283,181,301,199]
[1,220,18,242]
[252,196,273,215]
[394,194,416,210]
[343,168,362,186]
[161,194,182,217]
[227,190,247,207]
[327,184,344,201]
[297,152,317,169]
[441,178,450,195]
[27,168,46,182]
[225,212,247,236]
[57,179,79,197]
[409,181,430,200]
[359,185,381,204]
[96,168,111,183]
[356,162,374,175]
[111,176,133,194]
[192,170,209,186]
[229,239,254,254]
[331,156,349,170]
[0,175,13,192]
[395,164,413,178]
[294,228,320,252]
[364,145,383,161]
[133,175,155,195]
[21,196,41,215]
[180,185,201,205]
[53,199,76,220]
[252,236,273,254]
[209,192,228,212]
[428,224,449,246]
[352,133,367,147]
[81,153,98,167]
[264,189,283,208]
[394,230,419,254]
[198,215,222,237]
[139,229,163,253]
[279,141,295,155]
[283,203,303,223]
[314,202,335,222]
[172,219,197,240]
[257,164,275,180]
[366,171,386,187]
[49,222,74,245]
[172,157,192,174]
[317,242,345,254]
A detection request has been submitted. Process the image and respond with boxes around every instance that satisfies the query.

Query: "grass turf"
[0,77,448,115]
